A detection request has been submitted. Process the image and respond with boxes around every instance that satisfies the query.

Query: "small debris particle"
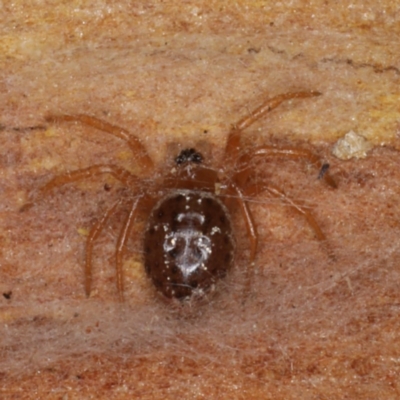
[77,227,89,236]
[332,131,373,160]
[3,291,12,300]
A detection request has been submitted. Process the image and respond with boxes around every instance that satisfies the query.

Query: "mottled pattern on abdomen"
[144,190,234,299]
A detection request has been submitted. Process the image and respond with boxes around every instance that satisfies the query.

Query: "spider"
[24,91,336,302]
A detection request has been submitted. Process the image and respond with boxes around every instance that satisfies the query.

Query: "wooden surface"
[1,1,400,399]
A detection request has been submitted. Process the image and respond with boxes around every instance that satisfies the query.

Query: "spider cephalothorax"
[25,90,336,301]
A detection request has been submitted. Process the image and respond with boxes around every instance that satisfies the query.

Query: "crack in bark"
[0,125,47,133]
[266,45,400,76]
[321,57,400,76]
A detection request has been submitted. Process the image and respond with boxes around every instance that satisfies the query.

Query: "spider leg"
[45,114,154,170]
[85,199,123,297]
[225,91,321,160]
[235,146,337,189]
[225,182,258,295]
[244,182,335,259]
[22,164,138,210]
[229,182,258,263]
[115,197,141,302]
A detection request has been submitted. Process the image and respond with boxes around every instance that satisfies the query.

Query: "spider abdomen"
[144,190,234,299]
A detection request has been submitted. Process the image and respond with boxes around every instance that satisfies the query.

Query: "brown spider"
[25,91,336,302]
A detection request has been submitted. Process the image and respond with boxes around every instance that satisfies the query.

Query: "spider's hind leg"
[85,195,141,302]
[114,197,140,302]
[224,182,259,295]
[245,182,335,260]
[85,199,122,298]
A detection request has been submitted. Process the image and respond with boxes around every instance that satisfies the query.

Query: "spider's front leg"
[225,91,322,161]
[45,114,154,170]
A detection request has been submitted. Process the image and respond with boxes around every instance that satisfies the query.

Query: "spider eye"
[192,152,203,164]
[175,148,204,165]
[175,154,185,164]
